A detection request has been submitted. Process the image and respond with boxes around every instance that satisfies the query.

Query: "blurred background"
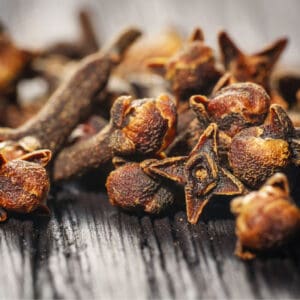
[0,0,299,69]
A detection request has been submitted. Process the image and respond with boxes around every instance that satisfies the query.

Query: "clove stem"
[0,28,141,154]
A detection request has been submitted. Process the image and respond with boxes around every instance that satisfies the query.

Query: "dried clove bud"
[0,28,142,154]
[0,136,41,161]
[190,82,271,137]
[144,123,245,224]
[229,105,295,188]
[148,28,222,102]
[106,159,174,214]
[53,94,177,181]
[0,149,51,222]
[168,81,270,157]
[218,31,287,92]
[231,173,300,260]
[109,94,177,156]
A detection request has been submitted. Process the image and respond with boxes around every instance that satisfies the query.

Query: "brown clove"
[0,27,142,155]
[0,149,52,222]
[231,173,300,260]
[53,94,177,181]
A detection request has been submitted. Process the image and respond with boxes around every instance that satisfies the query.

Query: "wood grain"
[0,182,299,299]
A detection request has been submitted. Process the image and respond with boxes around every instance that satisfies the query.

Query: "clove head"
[0,149,51,221]
[106,161,174,214]
[229,105,294,188]
[110,94,177,156]
[218,31,288,91]
[190,82,270,137]
[148,28,221,101]
[231,173,300,259]
[0,136,41,161]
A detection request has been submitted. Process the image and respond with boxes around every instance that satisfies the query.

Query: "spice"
[0,149,51,222]
[148,28,222,102]
[218,31,287,92]
[231,173,300,260]
[168,82,270,156]
[106,158,174,213]
[144,123,245,224]
[229,105,294,188]
[53,94,177,181]
[0,28,142,154]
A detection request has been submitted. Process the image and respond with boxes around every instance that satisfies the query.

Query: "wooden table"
[1,181,299,299]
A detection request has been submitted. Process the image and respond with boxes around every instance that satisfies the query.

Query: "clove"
[53,94,177,181]
[0,149,51,222]
[144,123,245,224]
[0,27,142,155]
[231,173,300,260]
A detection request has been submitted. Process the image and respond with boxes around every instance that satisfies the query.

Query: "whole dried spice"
[53,94,177,181]
[0,149,51,222]
[168,81,270,156]
[190,82,271,137]
[148,28,222,102]
[106,158,174,213]
[0,28,141,154]
[231,173,300,260]
[144,123,245,224]
[218,31,287,92]
[228,104,295,188]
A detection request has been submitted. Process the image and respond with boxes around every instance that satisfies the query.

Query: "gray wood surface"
[0,182,299,299]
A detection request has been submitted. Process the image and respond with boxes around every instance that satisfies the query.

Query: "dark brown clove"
[148,28,222,102]
[0,28,142,154]
[231,173,300,260]
[0,149,52,222]
[53,94,177,181]
[218,31,287,93]
[106,158,174,213]
[144,123,245,224]
[168,82,270,156]
[229,105,295,188]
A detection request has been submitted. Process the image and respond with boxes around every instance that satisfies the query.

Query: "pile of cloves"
[1,12,300,259]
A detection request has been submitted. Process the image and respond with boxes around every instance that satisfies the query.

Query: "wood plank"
[0,182,298,299]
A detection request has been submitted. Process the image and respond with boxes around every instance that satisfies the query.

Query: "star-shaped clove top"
[218,31,288,92]
[142,123,245,224]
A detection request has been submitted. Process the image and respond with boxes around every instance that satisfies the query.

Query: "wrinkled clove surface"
[53,94,177,181]
[106,159,174,213]
[168,82,270,156]
[144,123,245,224]
[229,105,295,188]
[0,149,51,222]
[149,28,222,102]
[231,173,300,260]
[218,31,287,92]
[0,28,142,154]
